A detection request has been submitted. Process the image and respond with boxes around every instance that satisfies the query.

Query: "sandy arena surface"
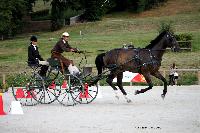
[0,85,200,133]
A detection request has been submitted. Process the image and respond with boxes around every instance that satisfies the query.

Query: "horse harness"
[133,48,161,71]
[105,48,161,73]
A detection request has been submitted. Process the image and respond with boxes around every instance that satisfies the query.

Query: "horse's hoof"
[127,99,132,103]
[115,95,119,100]
[161,94,165,99]
[135,90,139,95]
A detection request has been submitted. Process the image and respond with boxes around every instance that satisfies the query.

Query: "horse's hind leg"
[117,72,131,103]
[135,73,153,95]
[116,72,126,95]
[151,71,168,99]
[106,73,120,99]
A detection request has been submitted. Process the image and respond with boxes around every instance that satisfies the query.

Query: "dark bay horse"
[94,31,180,102]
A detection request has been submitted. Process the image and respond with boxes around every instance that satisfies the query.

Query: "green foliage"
[175,33,193,41]
[26,0,37,12]
[0,80,2,89]
[11,73,30,86]
[156,72,198,85]
[152,71,198,86]
[67,0,84,11]
[0,9,200,73]
[50,0,66,31]
[0,83,9,93]
[158,22,193,48]
[135,0,146,13]
[110,0,131,12]
[0,74,14,92]
[0,0,26,38]
[0,1,11,36]
[5,74,16,87]
[158,21,174,34]
[83,0,105,21]
[175,33,193,48]
[178,72,198,85]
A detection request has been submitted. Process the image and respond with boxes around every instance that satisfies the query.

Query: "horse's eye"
[166,34,169,38]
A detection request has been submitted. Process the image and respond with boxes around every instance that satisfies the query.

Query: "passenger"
[28,35,48,77]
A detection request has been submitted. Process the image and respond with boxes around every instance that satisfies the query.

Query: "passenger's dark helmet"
[30,35,37,42]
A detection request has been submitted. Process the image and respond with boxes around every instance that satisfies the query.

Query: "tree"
[0,0,26,39]
[0,0,11,39]
[50,0,66,31]
[83,0,106,21]
[26,0,37,13]
[50,0,85,31]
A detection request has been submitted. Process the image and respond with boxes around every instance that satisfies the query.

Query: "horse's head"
[165,31,180,52]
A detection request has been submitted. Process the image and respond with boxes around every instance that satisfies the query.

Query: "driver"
[51,32,80,76]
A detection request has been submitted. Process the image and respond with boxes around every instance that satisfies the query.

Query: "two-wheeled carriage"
[11,51,99,106]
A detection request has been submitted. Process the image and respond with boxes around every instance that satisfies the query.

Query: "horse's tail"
[95,53,105,76]
[88,53,105,86]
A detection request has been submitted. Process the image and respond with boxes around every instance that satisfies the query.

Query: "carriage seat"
[47,58,61,67]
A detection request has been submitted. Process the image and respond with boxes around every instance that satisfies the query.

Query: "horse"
[94,31,180,103]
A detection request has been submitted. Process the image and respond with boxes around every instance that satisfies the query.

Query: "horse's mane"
[145,31,168,49]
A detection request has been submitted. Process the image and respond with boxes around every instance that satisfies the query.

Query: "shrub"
[178,72,198,85]
[0,80,9,93]
[158,21,174,34]
[175,33,192,41]
[175,33,193,48]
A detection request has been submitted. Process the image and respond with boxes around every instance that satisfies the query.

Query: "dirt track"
[1,85,200,133]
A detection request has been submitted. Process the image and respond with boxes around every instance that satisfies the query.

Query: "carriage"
[11,31,180,105]
[11,51,99,106]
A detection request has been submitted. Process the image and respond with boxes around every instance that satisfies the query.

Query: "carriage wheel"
[71,79,98,104]
[12,72,39,106]
[30,73,58,104]
[56,74,78,106]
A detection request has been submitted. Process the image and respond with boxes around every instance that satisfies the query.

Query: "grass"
[0,0,200,76]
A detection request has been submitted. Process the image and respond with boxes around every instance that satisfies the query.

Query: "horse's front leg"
[135,73,153,95]
[117,72,131,103]
[151,71,168,99]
